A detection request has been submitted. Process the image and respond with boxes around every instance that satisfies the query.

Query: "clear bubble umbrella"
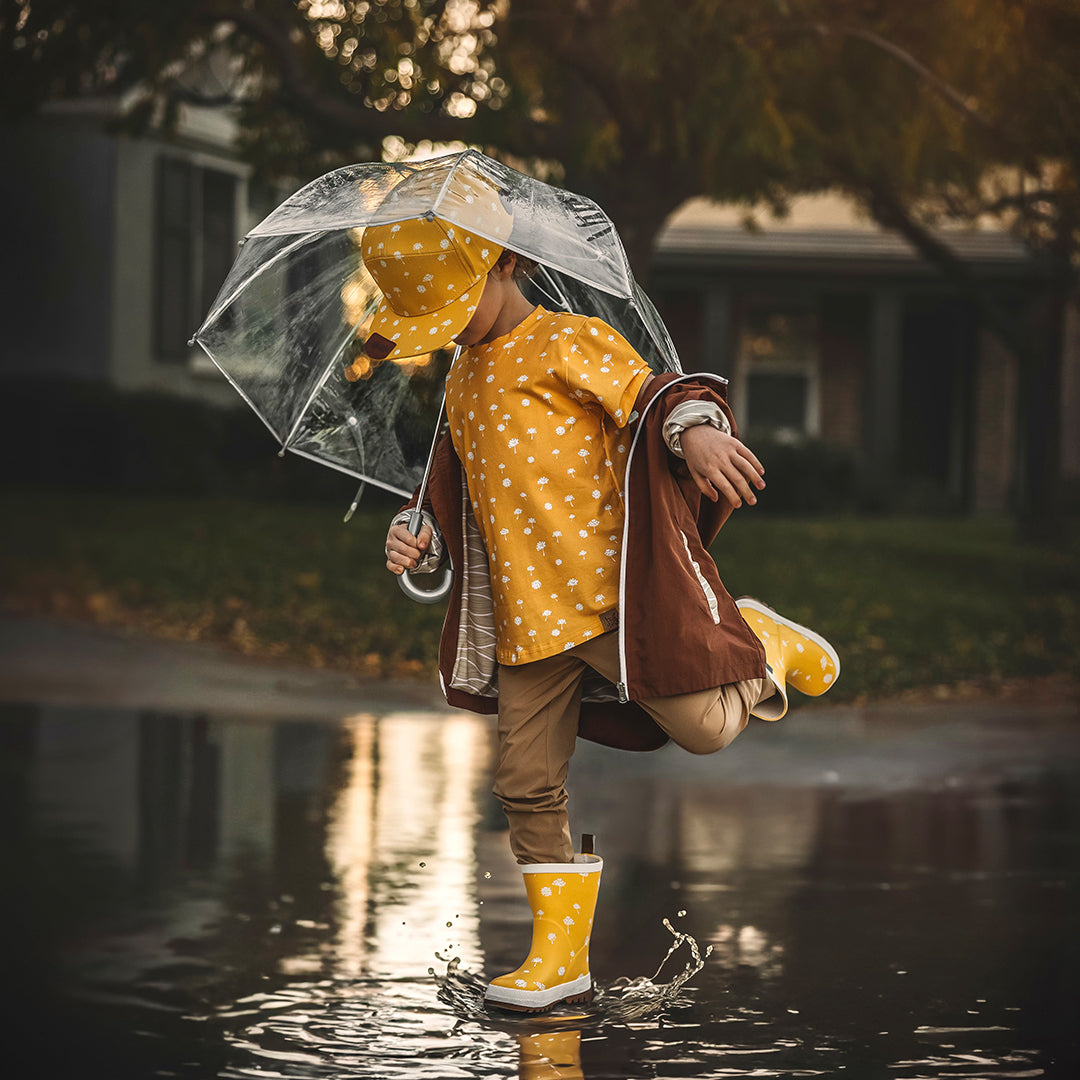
[192,149,682,599]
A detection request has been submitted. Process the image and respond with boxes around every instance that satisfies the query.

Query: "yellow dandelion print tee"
[444,306,652,665]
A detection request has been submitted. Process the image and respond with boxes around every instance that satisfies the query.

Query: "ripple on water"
[433,918,712,1029]
[214,920,713,1078]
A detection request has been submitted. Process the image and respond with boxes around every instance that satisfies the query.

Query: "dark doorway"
[898,297,977,509]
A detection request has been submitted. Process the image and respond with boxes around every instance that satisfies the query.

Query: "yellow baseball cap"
[361,216,500,361]
[360,167,515,361]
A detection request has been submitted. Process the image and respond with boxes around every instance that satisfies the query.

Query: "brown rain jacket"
[401,372,767,752]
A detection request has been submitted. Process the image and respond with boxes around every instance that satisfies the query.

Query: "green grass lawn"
[3,487,1077,703]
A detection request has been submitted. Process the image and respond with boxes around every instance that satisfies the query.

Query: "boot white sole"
[484,973,593,1012]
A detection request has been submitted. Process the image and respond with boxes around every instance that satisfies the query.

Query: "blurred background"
[2,0,1078,700]
[2,5,1080,1078]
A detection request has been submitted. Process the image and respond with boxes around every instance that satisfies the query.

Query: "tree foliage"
[4,0,1078,275]
[4,0,1079,518]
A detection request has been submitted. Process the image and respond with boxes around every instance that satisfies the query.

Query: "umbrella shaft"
[413,344,461,511]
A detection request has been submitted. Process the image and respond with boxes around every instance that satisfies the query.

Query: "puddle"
[2,702,1079,1078]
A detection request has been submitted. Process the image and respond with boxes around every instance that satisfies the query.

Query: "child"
[365,177,839,1013]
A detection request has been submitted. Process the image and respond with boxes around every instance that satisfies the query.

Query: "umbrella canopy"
[193,150,682,500]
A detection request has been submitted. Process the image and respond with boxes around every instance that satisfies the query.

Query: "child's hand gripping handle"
[396,508,453,605]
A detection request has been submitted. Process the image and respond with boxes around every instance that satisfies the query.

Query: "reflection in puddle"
[3,702,1078,1078]
[323,713,490,979]
[516,1029,584,1079]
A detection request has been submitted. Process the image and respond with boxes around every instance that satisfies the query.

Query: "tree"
[4,0,1079,524]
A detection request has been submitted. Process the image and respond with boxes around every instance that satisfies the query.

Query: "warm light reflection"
[708,922,785,979]
[678,787,821,875]
[516,1029,584,1079]
[323,712,493,979]
[324,714,376,977]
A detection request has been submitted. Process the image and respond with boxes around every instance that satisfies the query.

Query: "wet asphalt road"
[1,616,1078,1079]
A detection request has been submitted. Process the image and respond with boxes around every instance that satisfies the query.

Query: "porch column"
[702,281,732,376]
[867,287,902,487]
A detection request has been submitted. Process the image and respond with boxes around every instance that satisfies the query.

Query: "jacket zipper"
[616,372,730,703]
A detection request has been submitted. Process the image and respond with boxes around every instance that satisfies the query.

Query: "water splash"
[598,917,713,1023]
[431,918,712,1029]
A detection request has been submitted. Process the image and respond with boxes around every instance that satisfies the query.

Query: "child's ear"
[492,250,517,279]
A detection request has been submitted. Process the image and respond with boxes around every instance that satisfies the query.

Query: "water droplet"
[419,862,426,868]
[446,921,453,927]
[483,871,491,879]
[677,909,687,917]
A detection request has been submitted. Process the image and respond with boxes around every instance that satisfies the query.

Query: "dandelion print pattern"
[444,306,651,664]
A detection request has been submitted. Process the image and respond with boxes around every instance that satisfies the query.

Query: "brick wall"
[819,295,870,450]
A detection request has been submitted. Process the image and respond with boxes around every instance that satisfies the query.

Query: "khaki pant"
[493,631,768,864]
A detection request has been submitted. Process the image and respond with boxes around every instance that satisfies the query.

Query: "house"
[4,105,1076,512]
[651,195,1080,513]
[1,98,276,408]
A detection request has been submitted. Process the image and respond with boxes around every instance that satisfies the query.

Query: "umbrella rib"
[195,230,328,338]
[630,285,684,375]
[193,338,290,445]
[429,150,468,219]
[535,265,572,311]
[286,446,412,499]
[280,309,374,452]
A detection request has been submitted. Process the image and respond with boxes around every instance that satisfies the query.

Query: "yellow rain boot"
[485,847,603,1013]
[736,597,840,720]
[516,1030,584,1080]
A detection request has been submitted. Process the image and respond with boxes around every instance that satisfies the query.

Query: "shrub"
[742,429,862,515]
[2,377,371,505]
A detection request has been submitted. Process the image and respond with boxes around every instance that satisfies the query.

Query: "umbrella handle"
[397,508,454,605]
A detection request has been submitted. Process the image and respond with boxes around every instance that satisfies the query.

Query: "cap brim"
[366,285,481,362]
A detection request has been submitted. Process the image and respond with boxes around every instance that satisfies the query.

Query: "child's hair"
[512,253,538,281]
[498,249,537,281]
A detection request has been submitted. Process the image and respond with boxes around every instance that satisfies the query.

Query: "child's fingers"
[385,526,424,573]
[386,538,422,562]
[736,443,766,480]
[730,451,767,491]
[711,470,744,507]
[388,521,432,549]
[691,470,719,503]
[702,457,758,507]
[692,465,743,507]
[385,548,417,574]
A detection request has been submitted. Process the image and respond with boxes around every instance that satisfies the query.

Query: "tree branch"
[811,23,997,135]
[863,182,1046,363]
[193,7,478,144]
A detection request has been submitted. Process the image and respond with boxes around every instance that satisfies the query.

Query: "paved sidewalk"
[2,614,1077,741]
[0,614,447,720]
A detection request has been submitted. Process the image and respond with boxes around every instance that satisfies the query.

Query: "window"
[155,157,238,360]
[736,300,820,437]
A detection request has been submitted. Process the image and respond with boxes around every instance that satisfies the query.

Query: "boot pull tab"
[580,833,595,856]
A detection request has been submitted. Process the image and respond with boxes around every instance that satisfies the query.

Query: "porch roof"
[655,193,1041,277]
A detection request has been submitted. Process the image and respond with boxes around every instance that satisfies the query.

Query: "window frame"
[154,152,243,364]
[733,294,822,438]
